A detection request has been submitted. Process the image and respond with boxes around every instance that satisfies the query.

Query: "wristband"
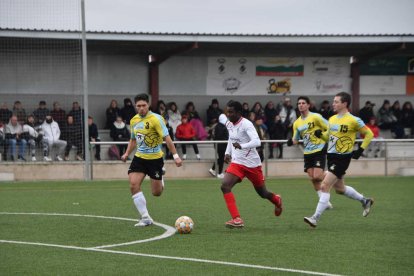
[173,153,180,160]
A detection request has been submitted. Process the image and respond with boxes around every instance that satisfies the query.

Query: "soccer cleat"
[362,198,374,217]
[182,154,187,160]
[56,155,64,161]
[304,216,318,228]
[43,156,52,162]
[225,217,244,228]
[76,155,83,161]
[17,155,26,161]
[31,156,37,162]
[274,194,283,216]
[208,168,216,177]
[134,216,154,227]
[217,173,224,179]
[326,201,334,210]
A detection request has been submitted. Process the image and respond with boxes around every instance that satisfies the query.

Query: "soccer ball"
[175,216,194,234]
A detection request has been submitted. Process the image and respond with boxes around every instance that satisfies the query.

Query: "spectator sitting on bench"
[110,115,130,157]
[88,116,101,161]
[62,114,83,161]
[22,114,44,161]
[5,115,27,161]
[175,114,200,160]
[41,115,66,161]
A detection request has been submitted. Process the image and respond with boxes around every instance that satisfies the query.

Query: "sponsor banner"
[304,57,350,78]
[256,57,304,76]
[360,57,408,76]
[360,76,406,95]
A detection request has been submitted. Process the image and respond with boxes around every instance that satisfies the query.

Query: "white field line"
[0,212,345,276]
[0,212,176,248]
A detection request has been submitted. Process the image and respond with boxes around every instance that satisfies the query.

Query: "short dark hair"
[336,92,351,108]
[227,100,242,113]
[134,93,149,103]
[297,96,310,105]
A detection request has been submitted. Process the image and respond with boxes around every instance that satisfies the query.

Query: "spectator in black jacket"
[359,101,375,123]
[0,102,12,125]
[105,99,121,129]
[110,115,130,156]
[88,116,101,160]
[120,98,136,126]
[209,114,229,179]
[63,115,83,161]
[33,100,50,125]
[206,99,223,127]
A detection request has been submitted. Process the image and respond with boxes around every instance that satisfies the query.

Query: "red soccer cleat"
[225,217,244,228]
[274,194,283,216]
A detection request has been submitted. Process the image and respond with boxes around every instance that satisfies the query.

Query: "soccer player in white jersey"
[288,96,333,209]
[221,100,282,228]
[121,94,182,227]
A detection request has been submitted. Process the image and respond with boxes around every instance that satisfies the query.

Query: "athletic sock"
[132,192,149,219]
[223,192,240,219]
[343,186,364,202]
[268,193,280,205]
[313,192,330,219]
[317,190,322,198]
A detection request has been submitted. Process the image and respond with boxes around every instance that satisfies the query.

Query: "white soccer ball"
[175,216,194,234]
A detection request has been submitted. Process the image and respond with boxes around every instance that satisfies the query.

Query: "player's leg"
[129,156,153,226]
[248,166,282,216]
[221,163,244,228]
[304,171,337,227]
[307,167,333,209]
[334,178,374,217]
[147,158,165,197]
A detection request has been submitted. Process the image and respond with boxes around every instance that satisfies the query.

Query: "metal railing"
[89,139,414,180]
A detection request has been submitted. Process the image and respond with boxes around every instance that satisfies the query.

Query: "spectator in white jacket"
[41,115,66,161]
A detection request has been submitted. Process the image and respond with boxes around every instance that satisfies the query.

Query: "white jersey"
[225,117,261,168]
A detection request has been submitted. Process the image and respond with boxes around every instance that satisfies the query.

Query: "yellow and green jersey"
[129,111,169,159]
[292,112,328,154]
[326,112,373,154]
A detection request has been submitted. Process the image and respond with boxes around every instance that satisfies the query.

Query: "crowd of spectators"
[1,97,413,162]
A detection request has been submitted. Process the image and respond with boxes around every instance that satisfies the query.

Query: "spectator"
[183,101,200,122]
[68,101,84,127]
[241,102,250,118]
[167,102,181,138]
[309,101,318,113]
[363,117,383,158]
[206,98,223,127]
[12,100,26,124]
[41,115,66,161]
[0,103,12,125]
[247,111,256,122]
[62,115,83,161]
[268,114,286,159]
[175,115,200,160]
[105,99,121,129]
[50,101,66,129]
[5,115,27,161]
[156,100,168,121]
[209,114,229,179]
[401,101,414,137]
[359,101,375,124]
[110,115,130,157]
[120,98,136,125]
[377,99,397,130]
[33,100,50,125]
[189,112,208,141]
[264,101,277,156]
[22,114,43,161]
[319,100,334,120]
[253,116,268,162]
[277,97,296,140]
[251,101,265,119]
[88,116,101,161]
[391,101,402,122]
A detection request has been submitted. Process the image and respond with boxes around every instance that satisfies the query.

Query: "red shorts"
[226,163,265,187]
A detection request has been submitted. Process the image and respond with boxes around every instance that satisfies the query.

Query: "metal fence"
[89,139,414,180]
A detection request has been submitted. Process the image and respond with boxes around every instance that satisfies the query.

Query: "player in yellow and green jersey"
[287,96,332,209]
[304,92,374,228]
[121,94,182,227]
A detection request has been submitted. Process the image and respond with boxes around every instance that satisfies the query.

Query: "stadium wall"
[1,159,414,181]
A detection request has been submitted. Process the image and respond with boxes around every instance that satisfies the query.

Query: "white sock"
[317,190,322,198]
[313,192,330,219]
[343,186,364,202]
[132,192,149,219]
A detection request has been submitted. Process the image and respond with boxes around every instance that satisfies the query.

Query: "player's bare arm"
[121,139,136,162]
[165,135,182,167]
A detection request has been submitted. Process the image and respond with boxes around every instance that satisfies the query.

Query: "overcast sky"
[1,0,413,35]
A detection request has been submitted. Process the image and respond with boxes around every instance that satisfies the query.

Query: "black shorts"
[327,153,352,179]
[304,150,326,172]
[128,156,164,180]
